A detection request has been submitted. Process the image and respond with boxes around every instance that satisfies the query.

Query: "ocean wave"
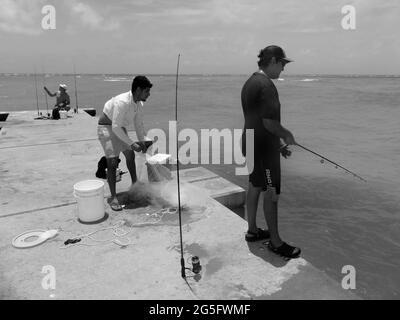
[299,78,319,82]
[104,77,130,82]
[278,78,285,81]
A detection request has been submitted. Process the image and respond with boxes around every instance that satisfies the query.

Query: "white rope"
[59,207,177,249]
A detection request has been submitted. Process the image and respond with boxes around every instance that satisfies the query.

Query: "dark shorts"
[250,153,281,194]
[242,135,281,194]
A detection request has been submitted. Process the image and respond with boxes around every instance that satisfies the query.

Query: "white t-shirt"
[103,91,145,146]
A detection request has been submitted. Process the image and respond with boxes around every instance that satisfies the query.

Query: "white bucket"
[60,110,67,119]
[73,180,105,223]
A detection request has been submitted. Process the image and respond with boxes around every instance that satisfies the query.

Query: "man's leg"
[263,190,301,256]
[98,124,123,211]
[246,182,262,233]
[122,149,137,185]
[106,156,120,207]
[263,190,283,247]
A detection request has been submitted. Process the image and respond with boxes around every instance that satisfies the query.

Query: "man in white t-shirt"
[97,76,152,211]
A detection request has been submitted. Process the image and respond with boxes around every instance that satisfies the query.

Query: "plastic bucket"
[73,180,105,223]
[60,110,67,119]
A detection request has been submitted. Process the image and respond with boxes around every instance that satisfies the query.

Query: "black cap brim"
[281,57,293,63]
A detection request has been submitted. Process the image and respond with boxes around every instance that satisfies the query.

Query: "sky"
[0,0,399,75]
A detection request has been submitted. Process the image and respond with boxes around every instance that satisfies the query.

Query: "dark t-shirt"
[241,72,281,153]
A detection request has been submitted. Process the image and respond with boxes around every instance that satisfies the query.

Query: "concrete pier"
[0,111,358,299]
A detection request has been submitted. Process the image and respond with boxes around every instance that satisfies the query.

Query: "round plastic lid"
[12,230,48,248]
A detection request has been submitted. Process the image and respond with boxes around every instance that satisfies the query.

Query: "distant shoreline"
[1,73,400,78]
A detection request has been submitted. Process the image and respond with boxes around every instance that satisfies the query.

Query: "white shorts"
[97,125,130,158]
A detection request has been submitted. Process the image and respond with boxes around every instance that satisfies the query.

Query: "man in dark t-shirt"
[242,71,282,193]
[241,45,301,259]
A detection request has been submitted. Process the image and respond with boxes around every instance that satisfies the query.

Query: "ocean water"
[1,74,400,299]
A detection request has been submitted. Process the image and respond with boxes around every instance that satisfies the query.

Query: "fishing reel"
[191,256,202,274]
[116,168,127,182]
[184,255,202,279]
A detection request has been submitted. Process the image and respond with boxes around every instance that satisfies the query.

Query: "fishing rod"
[173,56,199,297]
[175,54,186,279]
[42,66,49,117]
[283,142,367,182]
[33,68,40,117]
[73,63,79,113]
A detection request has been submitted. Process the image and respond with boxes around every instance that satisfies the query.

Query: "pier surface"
[0,111,358,299]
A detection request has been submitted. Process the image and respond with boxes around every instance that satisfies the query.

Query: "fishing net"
[135,152,173,183]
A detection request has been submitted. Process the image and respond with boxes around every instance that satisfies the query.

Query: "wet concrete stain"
[167,242,210,273]
[204,180,227,190]
[185,243,209,258]
[204,257,223,277]
[182,169,204,178]
[124,204,209,227]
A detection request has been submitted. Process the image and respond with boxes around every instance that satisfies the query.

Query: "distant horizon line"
[1,73,400,77]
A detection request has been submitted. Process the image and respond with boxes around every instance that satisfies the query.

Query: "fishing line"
[42,65,49,116]
[33,67,40,116]
[284,143,367,182]
[175,53,186,279]
[73,63,79,113]
[0,137,98,150]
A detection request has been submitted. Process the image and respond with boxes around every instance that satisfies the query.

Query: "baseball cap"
[59,84,67,90]
[258,45,293,64]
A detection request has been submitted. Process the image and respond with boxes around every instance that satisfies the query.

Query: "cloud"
[1,0,399,74]
[69,0,120,31]
[292,27,336,33]
[0,0,45,35]
[207,0,258,24]
[122,0,257,26]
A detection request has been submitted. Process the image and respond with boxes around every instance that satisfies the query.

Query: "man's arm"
[111,102,135,147]
[262,119,296,145]
[44,87,56,97]
[133,102,146,142]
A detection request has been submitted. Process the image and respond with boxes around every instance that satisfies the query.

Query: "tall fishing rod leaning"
[42,66,49,116]
[73,63,79,113]
[175,54,186,279]
[281,143,366,182]
[33,68,40,116]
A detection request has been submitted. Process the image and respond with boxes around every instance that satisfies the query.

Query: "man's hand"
[131,142,142,152]
[280,144,292,159]
[283,132,296,145]
[136,140,154,153]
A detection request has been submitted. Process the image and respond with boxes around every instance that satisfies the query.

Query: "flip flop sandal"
[110,202,123,211]
[267,241,301,259]
[245,228,270,242]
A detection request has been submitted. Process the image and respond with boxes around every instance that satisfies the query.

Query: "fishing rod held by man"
[280,142,367,182]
